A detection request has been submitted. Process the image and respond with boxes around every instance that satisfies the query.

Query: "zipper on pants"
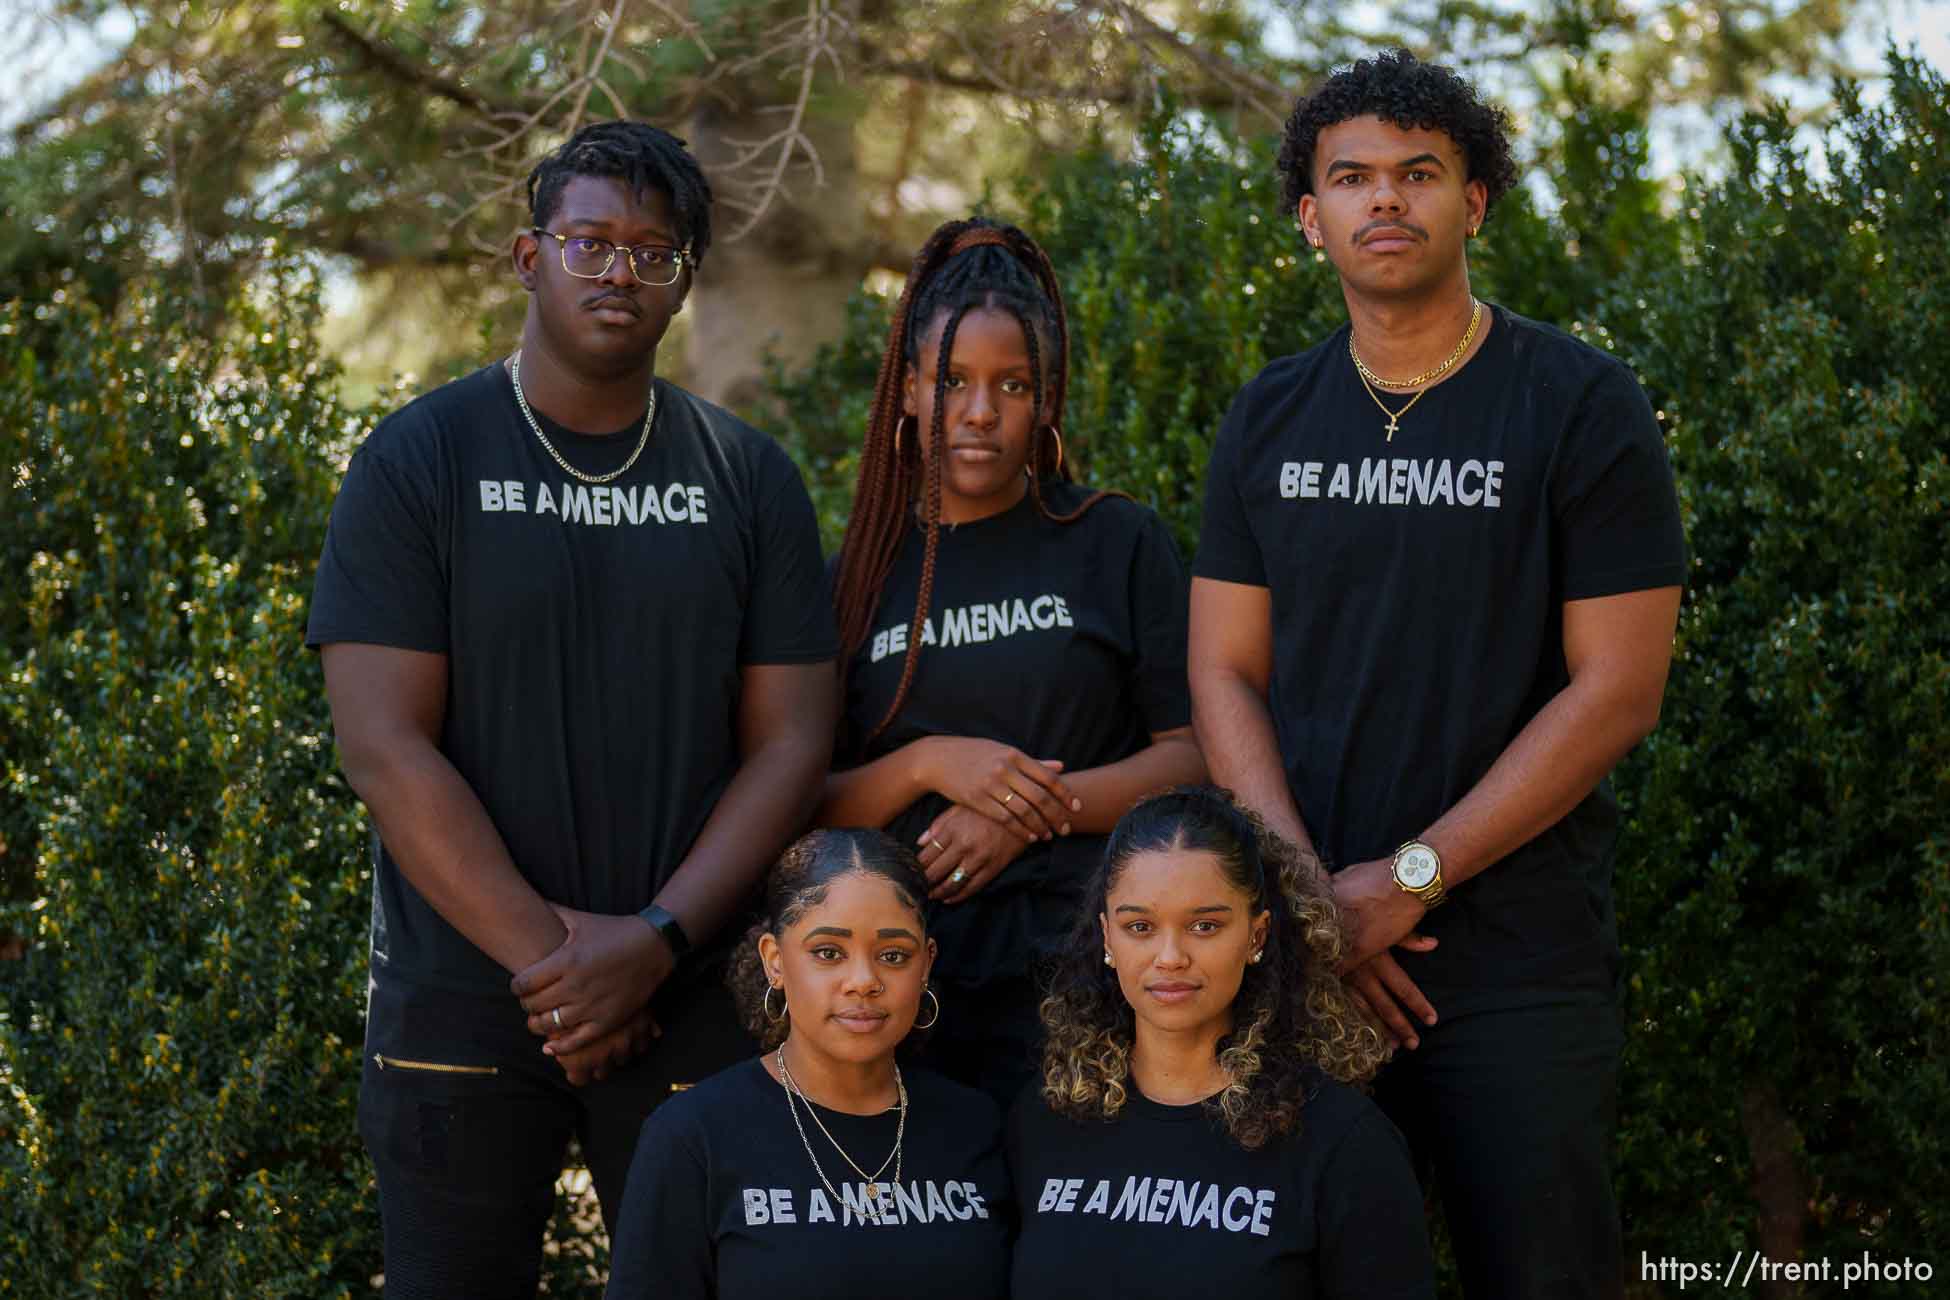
[373,1054,499,1076]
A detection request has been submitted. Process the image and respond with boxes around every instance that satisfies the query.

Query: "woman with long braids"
[605,829,1011,1299]
[816,217,1206,1104]
[1010,786,1433,1298]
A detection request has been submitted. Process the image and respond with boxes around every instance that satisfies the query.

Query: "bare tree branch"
[318,10,526,122]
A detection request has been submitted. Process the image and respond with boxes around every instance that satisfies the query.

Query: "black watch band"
[637,903,692,961]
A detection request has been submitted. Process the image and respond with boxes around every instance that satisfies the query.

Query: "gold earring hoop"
[1043,426,1066,476]
[893,415,915,457]
[914,986,941,1030]
[763,984,787,1024]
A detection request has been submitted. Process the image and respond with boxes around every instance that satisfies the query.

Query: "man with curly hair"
[1189,49,1685,1299]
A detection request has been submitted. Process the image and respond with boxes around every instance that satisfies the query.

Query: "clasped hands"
[910,737,1081,904]
[1332,857,1440,1052]
[510,904,677,1086]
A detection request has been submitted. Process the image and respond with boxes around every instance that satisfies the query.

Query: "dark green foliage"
[771,52,1950,1285]
[0,275,609,1295]
[1598,52,1950,1276]
[0,273,379,1294]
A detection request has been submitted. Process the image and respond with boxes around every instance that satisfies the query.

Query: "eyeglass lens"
[558,237,683,285]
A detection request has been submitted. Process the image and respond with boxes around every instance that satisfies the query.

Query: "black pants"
[358,968,752,1300]
[925,976,1046,1110]
[1372,996,1624,1300]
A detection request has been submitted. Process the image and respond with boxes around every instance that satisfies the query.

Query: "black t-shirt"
[307,364,837,995]
[841,482,1191,987]
[606,1056,1013,1299]
[1194,306,1686,1009]
[1008,1070,1433,1299]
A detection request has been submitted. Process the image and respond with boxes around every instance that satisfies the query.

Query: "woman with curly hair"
[815,216,1205,1104]
[606,829,1010,1299]
[1009,786,1432,1298]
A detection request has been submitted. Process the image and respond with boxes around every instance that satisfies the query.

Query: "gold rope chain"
[1349,298,1484,390]
[509,350,656,486]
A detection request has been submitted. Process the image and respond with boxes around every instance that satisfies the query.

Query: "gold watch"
[1391,840,1447,909]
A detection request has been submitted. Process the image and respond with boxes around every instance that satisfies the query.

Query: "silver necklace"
[508,350,655,485]
[775,1047,907,1216]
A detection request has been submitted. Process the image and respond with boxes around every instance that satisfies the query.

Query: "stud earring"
[1249,950,1263,965]
[1103,951,1114,967]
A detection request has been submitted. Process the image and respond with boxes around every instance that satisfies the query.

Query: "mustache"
[583,290,640,313]
[1354,219,1430,244]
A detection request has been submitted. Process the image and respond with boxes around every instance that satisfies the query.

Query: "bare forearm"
[1191,671,1316,855]
[658,729,832,947]
[345,743,566,974]
[1061,732,1207,834]
[1424,679,1660,887]
[815,743,932,830]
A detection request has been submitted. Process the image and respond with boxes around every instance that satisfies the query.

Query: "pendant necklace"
[776,1047,908,1216]
[1348,299,1483,442]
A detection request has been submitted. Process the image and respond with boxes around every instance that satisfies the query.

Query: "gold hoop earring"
[893,415,914,457]
[914,986,941,1031]
[1043,426,1066,476]
[763,984,787,1024]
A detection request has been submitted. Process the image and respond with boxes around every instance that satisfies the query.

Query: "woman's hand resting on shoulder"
[913,736,1080,841]
[917,804,1032,903]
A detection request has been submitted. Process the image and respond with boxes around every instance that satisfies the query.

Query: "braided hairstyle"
[831,217,1121,751]
[526,120,715,265]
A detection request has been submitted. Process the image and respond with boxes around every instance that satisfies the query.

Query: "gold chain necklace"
[1348,300,1484,441]
[509,350,655,485]
[1349,298,1484,389]
[1356,374,1433,443]
[776,1048,908,1212]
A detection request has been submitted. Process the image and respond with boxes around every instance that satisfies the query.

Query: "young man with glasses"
[308,121,838,1296]
[1190,52,1685,1298]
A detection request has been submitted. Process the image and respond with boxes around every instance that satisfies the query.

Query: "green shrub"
[0,275,610,1295]
[1598,55,1950,1279]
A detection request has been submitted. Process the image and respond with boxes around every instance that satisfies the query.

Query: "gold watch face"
[1396,846,1440,891]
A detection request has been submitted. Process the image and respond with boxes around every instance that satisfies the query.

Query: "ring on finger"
[1001,791,1015,807]
[949,868,967,885]
[551,1006,563,1030]
[930,836,946,853]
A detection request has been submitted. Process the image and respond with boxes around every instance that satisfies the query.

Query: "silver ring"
[551,1007,563,1029]
[949,868,967,885]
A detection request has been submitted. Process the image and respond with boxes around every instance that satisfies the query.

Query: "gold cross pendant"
[1384,416,1398,442]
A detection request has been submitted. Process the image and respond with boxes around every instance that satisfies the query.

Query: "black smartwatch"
[637,902,692,962]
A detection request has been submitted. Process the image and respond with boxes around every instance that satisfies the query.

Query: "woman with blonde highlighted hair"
[1009,786,1433,1298]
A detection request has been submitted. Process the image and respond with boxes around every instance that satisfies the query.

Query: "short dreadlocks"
[526,121,714,264]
